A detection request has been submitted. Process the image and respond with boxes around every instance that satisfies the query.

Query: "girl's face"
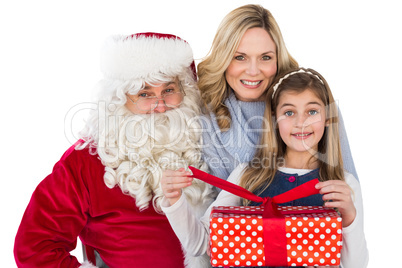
[225,27,277,102]
[275,89,328,156]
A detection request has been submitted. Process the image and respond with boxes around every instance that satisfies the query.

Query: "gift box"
[188,166,343,267]
[209,205,342,267]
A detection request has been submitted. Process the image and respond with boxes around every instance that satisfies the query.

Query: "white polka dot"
[229,218,234,223]
[246,261,251,266]
[212,247,217,252]
[218,229,223,235]
[297,221,303,226]
[320,222,326,227]
[240,219,246,224]
[223,260,228,265]
[223,224,229,229]
[229,254,234,259]
[320,258,325,263]
[212,235,217,240]
[252,231,257,236]
[314,228,320,233]
[218,218,223,223]
[292,227,297,232]
[308,246,314,251]
[218,242,223,247]
[326,240,331,246]
[235,261,240,265]
[297,245,302,250]
[314,252,319,257]
[258,261,263,266]
[252,255,257,260]
[309,234,314,239]
[258,225,263,231]
[252,219,257,224]
[240,255,246,260]
[303,251,308,257]
[303,239,308,245]
[235,248,240,253]
[212,223,217,228]
[235,224,240,230]
[320,246,325,251]
[309,222,314,227]
[223,248,229,253]
[246,249,251,254]
[292,239,297,244]
[308,258,314,263]
[229,242,234,247]
[286,221,291,226]
[218,254,223,259]
[246,237,252,242]
[235,236,240,241]
[241,231,246,236]
[291,251,297,256]
[258,249,263,254]
[303,227,309,233]
[241,243,246,248]
[320,234,325,239]
[331,247,337,252]
[246,225,252,230]
[332,222,337,228]
[212,259,217,264]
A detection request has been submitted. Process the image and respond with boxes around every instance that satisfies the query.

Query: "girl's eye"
[309,110,319,116]
[234,55,245,61]
[284,111,294,117]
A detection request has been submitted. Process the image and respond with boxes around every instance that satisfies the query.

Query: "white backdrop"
[1,0,400,267]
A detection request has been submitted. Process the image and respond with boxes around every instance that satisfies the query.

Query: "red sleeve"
[14,147,90,268]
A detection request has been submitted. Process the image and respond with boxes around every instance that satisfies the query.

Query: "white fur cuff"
[79,260,98,268]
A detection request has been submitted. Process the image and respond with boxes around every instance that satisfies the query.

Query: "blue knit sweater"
[200,92,358,181]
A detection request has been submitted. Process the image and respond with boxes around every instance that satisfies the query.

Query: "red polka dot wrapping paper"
[209,205,342,267]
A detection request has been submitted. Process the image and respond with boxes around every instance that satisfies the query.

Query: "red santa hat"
[100,32,196,84]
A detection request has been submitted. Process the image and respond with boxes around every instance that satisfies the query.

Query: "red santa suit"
[14,142,186,267]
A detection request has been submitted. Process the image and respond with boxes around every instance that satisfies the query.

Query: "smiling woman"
[225,27,277,102]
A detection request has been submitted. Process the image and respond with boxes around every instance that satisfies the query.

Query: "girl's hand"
[161,168,193,206]
[315,180,356,227]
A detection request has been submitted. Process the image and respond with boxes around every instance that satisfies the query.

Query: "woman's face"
[225,27,277,102]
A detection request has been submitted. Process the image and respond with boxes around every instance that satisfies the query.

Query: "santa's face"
[125,79,184,114]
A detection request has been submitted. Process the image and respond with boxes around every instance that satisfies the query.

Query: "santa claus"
[14,33,216,268]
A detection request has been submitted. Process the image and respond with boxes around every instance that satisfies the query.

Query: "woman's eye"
[262,55,271,60]
[285,111,294,117]
[234,55,245,61]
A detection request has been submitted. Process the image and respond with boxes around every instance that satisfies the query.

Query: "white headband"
[272,69,324,98]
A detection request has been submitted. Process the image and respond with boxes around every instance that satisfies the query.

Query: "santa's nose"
[152,99,167,113]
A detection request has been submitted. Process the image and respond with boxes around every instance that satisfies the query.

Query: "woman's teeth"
[241,80,261,86]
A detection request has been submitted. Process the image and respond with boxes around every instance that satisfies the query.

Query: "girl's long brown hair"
[239,68,344,204]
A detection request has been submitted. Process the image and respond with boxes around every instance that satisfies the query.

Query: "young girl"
[161,68,369,268]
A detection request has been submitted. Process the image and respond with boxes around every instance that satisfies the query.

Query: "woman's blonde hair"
[239,68,344,204]
[198,4,298,130]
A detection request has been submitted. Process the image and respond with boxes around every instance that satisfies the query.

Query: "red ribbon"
[188,166,321,266]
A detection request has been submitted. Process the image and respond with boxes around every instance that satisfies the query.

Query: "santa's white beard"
[97,104,212,212]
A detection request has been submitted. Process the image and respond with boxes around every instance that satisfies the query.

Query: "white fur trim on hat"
[100,33,194,81]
